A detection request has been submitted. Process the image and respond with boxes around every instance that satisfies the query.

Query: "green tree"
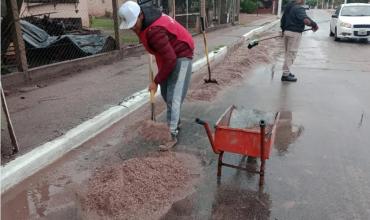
[240,0,258,13]
[348,0,368,3]
[305,0,318,7]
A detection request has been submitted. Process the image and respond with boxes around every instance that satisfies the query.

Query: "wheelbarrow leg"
[259,120,266,186]
[217,151,224,177]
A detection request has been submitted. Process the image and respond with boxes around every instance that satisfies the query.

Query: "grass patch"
[121,34,139,44]
[91,17,114,30]
[91,18,139,44]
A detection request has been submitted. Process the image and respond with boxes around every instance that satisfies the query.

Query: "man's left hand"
[312,25,319,32]
[149,82,158,94]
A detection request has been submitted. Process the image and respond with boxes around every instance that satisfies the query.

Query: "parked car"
[303,4,310,10]
[330,3,370,41]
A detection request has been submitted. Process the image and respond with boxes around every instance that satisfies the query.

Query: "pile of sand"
[82,152,200,219]
[138,120,172,144]
[189,38,281,101]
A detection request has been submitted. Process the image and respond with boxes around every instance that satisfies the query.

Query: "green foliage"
[305,0,317,7]
[347,0,368,3]
[240,0,258,13]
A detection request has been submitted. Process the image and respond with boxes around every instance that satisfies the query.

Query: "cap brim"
[119,18,138,30]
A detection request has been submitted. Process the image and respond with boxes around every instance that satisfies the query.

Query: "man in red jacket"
[119,1,194,150]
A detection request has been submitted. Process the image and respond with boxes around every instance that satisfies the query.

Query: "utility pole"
[277,0,283,17]
[186,0,188,30]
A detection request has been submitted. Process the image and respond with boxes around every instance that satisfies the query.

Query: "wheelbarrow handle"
[195,118,221,154]
[195,118,206,125]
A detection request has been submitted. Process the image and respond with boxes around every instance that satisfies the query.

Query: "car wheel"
[334,28,340,41]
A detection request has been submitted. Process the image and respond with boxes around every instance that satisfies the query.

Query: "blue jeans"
[160,58,192,136]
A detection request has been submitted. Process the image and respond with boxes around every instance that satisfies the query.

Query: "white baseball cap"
[118,1,141,29]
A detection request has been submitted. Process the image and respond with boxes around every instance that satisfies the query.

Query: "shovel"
[200,17,218,84]
[148,55,156,121]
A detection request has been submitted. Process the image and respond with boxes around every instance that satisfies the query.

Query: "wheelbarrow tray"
[214,105,280,159]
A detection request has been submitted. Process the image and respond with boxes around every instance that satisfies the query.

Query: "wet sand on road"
[138,120,172,144]
[82,152,201,220]
[188,37,281,101]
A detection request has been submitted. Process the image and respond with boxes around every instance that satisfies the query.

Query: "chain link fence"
[173,0,201,34]
[1,20,18,74]
[1,0,240,76]
[1,0,120,74]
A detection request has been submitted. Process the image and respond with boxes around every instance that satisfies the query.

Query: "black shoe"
[281,74,297,82]
[282,73,295,77]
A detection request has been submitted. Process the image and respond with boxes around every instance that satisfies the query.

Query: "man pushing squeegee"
[248,0,318,83]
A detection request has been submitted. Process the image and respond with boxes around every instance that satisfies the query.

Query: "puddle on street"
[1,179,80,220]
[274,111,304,155]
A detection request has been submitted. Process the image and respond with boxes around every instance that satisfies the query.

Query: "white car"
[330,3,370,41]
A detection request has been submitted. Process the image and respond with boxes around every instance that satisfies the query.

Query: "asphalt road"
[2,10,370,220]
[162,10,370,219]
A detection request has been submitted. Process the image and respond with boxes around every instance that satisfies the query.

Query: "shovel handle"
[150,90,154,102]
[200,17,205,32]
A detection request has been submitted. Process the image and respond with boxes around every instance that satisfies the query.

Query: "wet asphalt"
[2,10,370,220]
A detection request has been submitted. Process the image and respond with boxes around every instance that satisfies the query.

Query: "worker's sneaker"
[281,74,297,82]
[159,134,178,151]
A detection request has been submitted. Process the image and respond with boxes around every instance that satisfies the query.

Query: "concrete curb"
[0,19,280,194]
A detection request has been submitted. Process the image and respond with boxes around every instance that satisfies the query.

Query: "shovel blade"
[204,78,218,84]
[151,103,155,121]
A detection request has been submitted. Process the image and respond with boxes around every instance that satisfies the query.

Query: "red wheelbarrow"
[196,105,280,186]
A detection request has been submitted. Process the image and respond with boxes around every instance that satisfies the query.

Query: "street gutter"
[0,19,280,194]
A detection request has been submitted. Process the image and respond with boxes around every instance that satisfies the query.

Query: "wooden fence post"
[217,0,221,25]
[8,0,29,81]
[173,0,176,19]
[112,0,121,49]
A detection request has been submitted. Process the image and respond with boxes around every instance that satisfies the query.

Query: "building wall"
[88,0,127,17]
[20,0,90,27]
